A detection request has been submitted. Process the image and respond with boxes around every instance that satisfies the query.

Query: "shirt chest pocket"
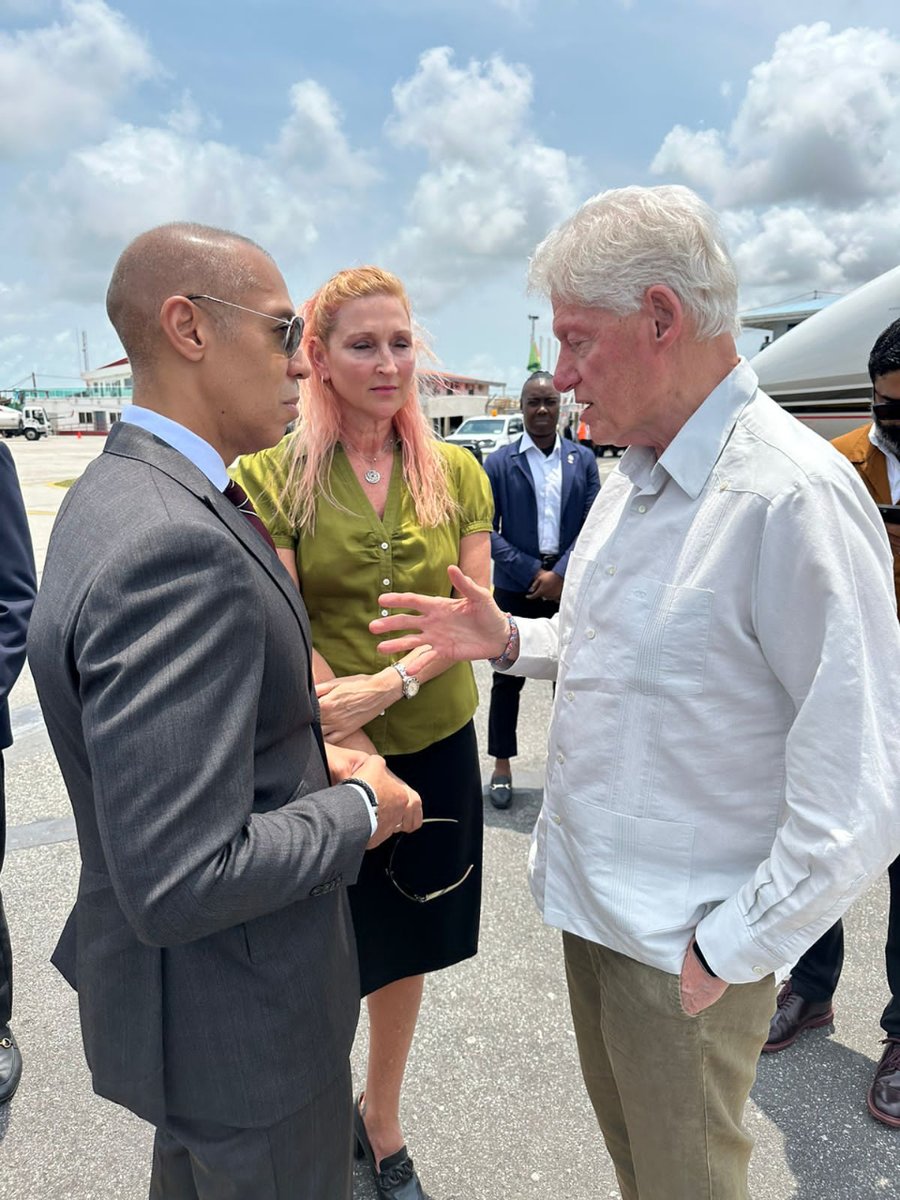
[568,575,713,696]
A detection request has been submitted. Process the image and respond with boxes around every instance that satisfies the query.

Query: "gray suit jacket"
[28,422,371,1129]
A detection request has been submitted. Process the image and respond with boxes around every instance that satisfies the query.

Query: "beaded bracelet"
[488,613,520,669]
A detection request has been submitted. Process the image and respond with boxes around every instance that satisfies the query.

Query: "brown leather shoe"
[761,980,834,1052]
[867,1038,900,1129]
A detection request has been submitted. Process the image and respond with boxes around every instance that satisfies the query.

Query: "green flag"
[527,337,541,372]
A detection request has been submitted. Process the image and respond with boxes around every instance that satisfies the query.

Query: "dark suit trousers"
[792,854,900,1037]
[487,586,559,761]
[0,753,12,1028]
[149,1062,353,1200]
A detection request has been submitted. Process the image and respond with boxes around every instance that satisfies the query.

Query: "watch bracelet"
[344,775,378,810]
[488,613,519,669]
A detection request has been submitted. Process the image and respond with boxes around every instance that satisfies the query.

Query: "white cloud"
[726,201,900,300]
[273,80,380,190]
[385,47,582,307]
[0,0,157,157]
[164,92,206,139]
[15,71,378,304]
[27,123,321,302]
[651,23,900,303]
[652,23,900,208]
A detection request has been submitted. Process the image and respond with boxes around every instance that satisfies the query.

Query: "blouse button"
[380,542,389,550]
[585,628,596,639]
[380,608,389,617]
[382,578,391,587]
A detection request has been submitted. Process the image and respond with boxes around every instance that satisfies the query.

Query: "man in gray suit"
[28,223,421,1199]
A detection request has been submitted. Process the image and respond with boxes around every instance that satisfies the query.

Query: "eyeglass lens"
[283,315,304,358]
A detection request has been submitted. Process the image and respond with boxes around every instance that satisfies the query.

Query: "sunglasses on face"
[186,294,305,358]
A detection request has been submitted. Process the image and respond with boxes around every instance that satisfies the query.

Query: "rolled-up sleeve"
[697,475,900,982]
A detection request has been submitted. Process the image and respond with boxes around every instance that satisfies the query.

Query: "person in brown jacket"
[761,316,900,1130]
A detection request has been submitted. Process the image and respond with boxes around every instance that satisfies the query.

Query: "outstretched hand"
[369,565,510,670]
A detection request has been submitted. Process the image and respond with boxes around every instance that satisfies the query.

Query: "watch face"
[404,674,420,698]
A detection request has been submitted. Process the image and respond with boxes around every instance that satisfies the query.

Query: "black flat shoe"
[354,1094,431,1200]
[0,1026,22,1105]
[488,775,512,810]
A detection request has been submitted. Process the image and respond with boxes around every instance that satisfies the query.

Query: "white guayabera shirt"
[508,359,900,983]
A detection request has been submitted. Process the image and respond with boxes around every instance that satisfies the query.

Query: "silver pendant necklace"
[343,435,394,485]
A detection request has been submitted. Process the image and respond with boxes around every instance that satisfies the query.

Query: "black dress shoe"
[0,1026,22,1104]
[867,1038,900,1128]
[354,1095,431,1200]
[761,980,834,1052]
[488,775,512,810]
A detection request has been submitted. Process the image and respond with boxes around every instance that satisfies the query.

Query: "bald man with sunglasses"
[28,223,421,1199]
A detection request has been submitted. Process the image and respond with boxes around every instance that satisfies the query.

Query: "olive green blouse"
[233,439,494,756]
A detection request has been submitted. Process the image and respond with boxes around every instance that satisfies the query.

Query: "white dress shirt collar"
[620,358,758,501]
[120,405,230,491]
[518,430,561,460]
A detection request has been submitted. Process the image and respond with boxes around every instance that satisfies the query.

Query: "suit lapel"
[559,440,576,515]
[858,432,892,506]
[511,437,535,492]
[103,424,313,647]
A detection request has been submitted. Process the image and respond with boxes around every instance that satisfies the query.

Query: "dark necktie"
[224,480,276,552]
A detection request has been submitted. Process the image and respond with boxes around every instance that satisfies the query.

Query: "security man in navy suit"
[484,371,599,807]
[0,441,36,1104]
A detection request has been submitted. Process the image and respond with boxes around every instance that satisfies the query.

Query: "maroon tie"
[224,480,277,552]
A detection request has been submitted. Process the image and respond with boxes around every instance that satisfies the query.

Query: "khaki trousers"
[563,931,774,1200]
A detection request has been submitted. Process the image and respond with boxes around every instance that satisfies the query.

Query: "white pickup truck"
[0,404,49,440]
[444,413,524,458]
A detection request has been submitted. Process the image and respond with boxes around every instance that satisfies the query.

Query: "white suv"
[444,414,524,458]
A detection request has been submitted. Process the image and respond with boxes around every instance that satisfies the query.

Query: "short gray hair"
[528,185,740,340]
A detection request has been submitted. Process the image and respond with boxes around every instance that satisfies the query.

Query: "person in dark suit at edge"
[484,370,599,807]
[27,222,421,1199]
[0,441,36,1105]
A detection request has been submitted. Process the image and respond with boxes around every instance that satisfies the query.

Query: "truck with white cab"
[0,404,50,440]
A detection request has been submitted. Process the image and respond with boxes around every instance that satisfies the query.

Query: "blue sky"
[2,0,900,396]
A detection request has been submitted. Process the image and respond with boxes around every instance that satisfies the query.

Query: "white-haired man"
[371,185,900,1198]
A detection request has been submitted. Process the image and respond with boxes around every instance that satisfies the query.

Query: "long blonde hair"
[281,266,455,533]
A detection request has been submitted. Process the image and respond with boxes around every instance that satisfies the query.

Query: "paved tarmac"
[1,436,899,1198]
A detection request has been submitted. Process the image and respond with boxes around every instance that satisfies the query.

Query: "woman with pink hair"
[234,266,492,1200]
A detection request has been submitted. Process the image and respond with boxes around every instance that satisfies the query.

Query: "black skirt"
[349,720,483,997]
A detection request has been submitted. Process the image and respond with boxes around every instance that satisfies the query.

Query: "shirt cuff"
[694,895,785,984]
[345,783,378,836]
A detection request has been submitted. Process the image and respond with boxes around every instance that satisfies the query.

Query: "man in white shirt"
[483,371,599,808]
[372,185,900,1198]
